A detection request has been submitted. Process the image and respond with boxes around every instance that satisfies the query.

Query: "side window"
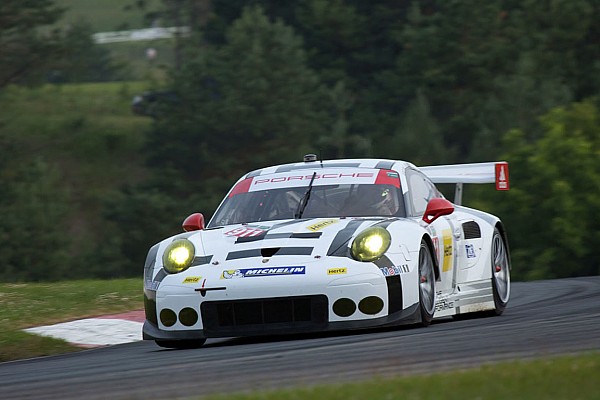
[407,170,442,216]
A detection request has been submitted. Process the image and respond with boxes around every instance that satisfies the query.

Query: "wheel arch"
[494,221,512,271]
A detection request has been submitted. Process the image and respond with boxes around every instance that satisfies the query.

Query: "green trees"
[0,159,70,281]
[101,6,333,271]
[1,1,599,281]
[0,1,125,86]
[387,0,599,161]
[49,22,126,83]
[487,100,600,279]
[147,6,329,185]
[0,0,65,87]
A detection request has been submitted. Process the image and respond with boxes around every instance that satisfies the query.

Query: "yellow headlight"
[163,239,195,273]
[351,227,391,262]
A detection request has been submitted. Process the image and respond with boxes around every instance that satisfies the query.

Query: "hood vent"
[236,232,322,244]
[261,247,280,258]
[226,247,313,260]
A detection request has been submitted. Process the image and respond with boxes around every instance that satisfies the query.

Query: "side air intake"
[462,221,481,239]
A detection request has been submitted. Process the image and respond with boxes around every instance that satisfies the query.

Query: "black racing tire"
[490,227,511,315]
[155,339,206,349]
[418,240,436,326]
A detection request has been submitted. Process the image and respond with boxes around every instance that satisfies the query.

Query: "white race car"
[143,156,511,348]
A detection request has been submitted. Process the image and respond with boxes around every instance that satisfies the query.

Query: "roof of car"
[243,158,414,179]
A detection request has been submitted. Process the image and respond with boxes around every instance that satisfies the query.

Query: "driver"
[343,185,398,216]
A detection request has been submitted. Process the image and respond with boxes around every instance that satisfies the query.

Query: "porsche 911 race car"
[142,155,511,348]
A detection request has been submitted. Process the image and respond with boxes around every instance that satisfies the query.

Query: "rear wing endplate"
[420,162,509,205]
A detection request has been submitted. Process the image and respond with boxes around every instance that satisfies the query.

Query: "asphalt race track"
[1,276,599,400]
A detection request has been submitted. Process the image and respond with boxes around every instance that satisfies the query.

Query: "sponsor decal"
[182,276,202,284]
[307,219,338,232]
[465,244,476,259]
[435,298,455,312]
[380,264,409,277]
[432,236,440,256]
[442,229,453,272]
[221,266,306,279]
[429,226,437,236]
[327,267,347,275]
[224,226,268,238]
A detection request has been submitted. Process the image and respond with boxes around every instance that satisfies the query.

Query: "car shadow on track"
[152,317,457,352]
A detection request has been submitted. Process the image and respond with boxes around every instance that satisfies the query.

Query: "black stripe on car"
[375,161,395,169]
[374,256,403,314]
[371,218,399,229]
[374,255,394,269]
[245,169,263,178]
[152,268,168,285]
[144,244,159,280]
[327,220,364,256]
[191,255,213,266]
[151,255,213,286]
[236,232,322,243]
[275,162,361,173]
[269,219,311,231]
[386,275,403,314]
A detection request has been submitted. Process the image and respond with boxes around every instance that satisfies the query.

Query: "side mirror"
[422,198,454,224]
[182,213,205,232]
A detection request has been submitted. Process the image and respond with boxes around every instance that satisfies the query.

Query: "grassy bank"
[56,0,162,32]
[0,82,154,281]
[0,279,142,362]
[203,352,599,400]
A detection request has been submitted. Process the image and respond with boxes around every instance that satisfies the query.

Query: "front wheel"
[418,241,436,326]
[155,339,206,349]
[490,228,510,315]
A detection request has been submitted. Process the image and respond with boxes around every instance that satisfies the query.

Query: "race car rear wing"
[420,162,509,205]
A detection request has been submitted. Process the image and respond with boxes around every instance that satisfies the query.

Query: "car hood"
[187,217,387,262]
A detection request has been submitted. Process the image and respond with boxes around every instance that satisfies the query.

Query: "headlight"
[350,227,391,262]
[162,239,195,273]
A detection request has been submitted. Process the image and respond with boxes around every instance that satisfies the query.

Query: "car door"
[405,169,459,297]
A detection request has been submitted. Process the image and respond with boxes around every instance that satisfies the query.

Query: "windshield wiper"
[295,172,317,219]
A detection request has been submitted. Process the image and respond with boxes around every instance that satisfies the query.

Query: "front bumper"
[142,302,419,341]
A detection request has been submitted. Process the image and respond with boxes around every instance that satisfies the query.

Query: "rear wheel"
[155,339,206,349]
[418,241,436,326]
[491,228,510,315]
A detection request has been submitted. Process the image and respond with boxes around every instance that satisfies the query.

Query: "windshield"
[209,183,406,227]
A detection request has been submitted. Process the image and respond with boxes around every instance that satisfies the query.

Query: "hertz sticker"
[307,219,338,232]
[182,276,202,284]
[327,268,347,275]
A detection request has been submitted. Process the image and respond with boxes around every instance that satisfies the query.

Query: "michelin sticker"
[221,266,306,279]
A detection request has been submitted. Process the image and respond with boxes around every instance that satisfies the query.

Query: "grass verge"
[0,279,142,362]
[202,352,600,400]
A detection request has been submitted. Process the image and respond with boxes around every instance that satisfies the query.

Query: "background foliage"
[0,0,598,281]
